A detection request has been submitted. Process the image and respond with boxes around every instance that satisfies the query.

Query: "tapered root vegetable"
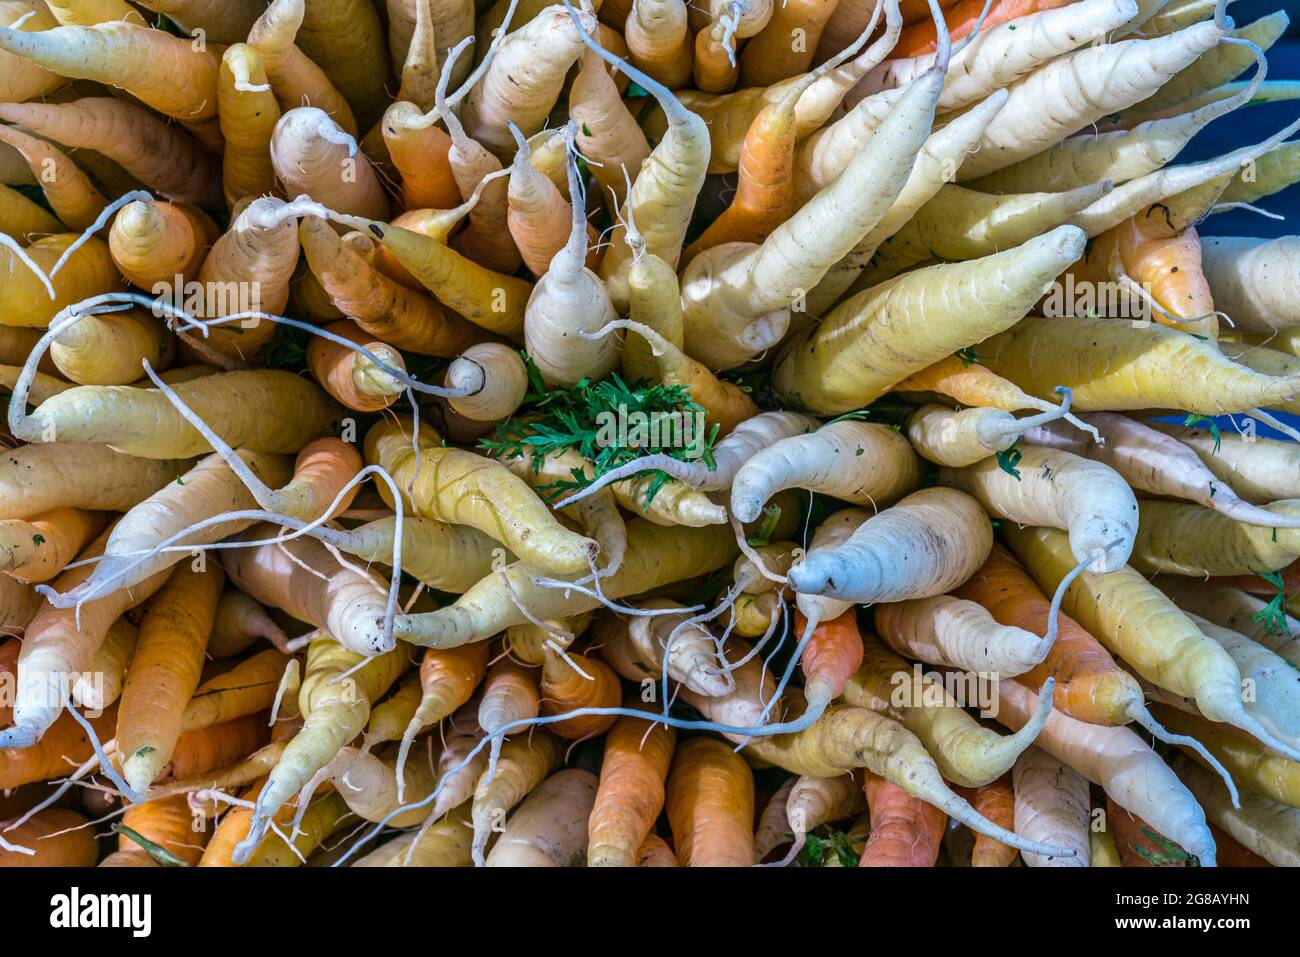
[108,199,215,291]
[0,702,117,790]
[789,488,993,603]
[903,394,1077,469]
[682,53,947,369]
[953,545,1145,724]
[12,370,344,460]
[101,794,209,867]
[866,182,1112,284]
[1,235,123,330]
[0,808,99,866]
[940,445,1138,573]
[1150,704,1300,809]
[0,99,221,208]
[1199,236,1300,333]
[843,636,1057,788]
[306,320,406,413]
[233,638,405,862]
[298,218,487,357]
[746,704,1077,857]
[954,20,1227,180]
[354,805,475,867]
[0,126,105,231]
[1129,498,1300,577]
[0,1,66,104]
[540,646,621,739]
[1026,413,1300,528]
[0,20,221,124]
[875,594,1051,677]
[208,590,289,659]
[523,145,620,388]
[49,309,174,388]
[220,526,396,657]
[445,343,529,425]
[666,737,754,867]
[218,44,282,210]
[980,316,1300,415]
[483,768,598,866]
[70,616,136,712]
[588,705,676,867]
[270,108,389,220]
[996,679,1216,865]
[592,602,730,696]
[48,452,290,606]
[246,0,359,135]
[1013,748,1091,867]
[336,213,531,341]
[115,563,223,795]
[575,5,709,312]
[731,420,923,523]
[402,512,740,645]
[455,5,594,161]
[0,184,62,243]
[1,530,169,749]
[861,0,1139,114]
[395,642,489,783]
[570,48,651,213]
[858,772,945,867]
[0,509,105,584]
[774,227,1087,414]
[1005,524,1300,766]
[0,445,189,521]
[471,732,564,866]
[182,648,291,732]
[366,417,597,575]
[774,771,867,867]
[1173,754,1298,867]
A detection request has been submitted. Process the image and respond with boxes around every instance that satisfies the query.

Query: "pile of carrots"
[1,0,1299,868]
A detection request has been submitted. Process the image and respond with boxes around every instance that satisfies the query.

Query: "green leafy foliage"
[1251,569,1291,637]
[796,829,860,867]
[479,356,717,505]
[260,323,313,374]
[112,823,190,867]
[746,504,782,547]
[1182,414,1221,453]
[996,444,1023,480]
[1132,826,1196,866]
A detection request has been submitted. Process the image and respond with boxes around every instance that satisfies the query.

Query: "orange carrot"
[953,545,1141,726]
[963,774,1017,867]
[1107,798,1191,867]
[100,794,208,867]
[665,736,755,866]
[894,0,1072,57]
[858,772,946,867]
[693,22,738,94]
[0,808,98,866]
[539,646,621,740]
[306,319,407,412]
[588,702,677,866]
[153,712,272,785]
[637,832,680,866]
[382,104,461,211]
[0,704,118,789]
[794,608,866,713]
